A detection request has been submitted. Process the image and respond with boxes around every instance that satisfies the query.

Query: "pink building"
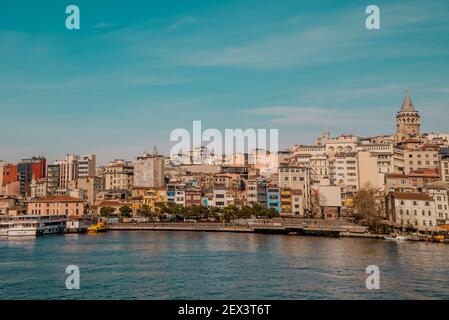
[27,195,85,217]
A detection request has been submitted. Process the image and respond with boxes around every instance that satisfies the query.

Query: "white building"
[386,192,437,229]
[213,185,227,208]
[426,183,449,225]
[278,166,311,210]
[55,154,96,190]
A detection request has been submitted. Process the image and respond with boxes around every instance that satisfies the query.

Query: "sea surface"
[1,231,448,300]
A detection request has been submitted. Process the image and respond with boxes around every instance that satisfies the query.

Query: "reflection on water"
[3,236,37,249]
[1,231,449,300]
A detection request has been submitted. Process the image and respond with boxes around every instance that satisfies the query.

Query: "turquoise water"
[1,231,448,300]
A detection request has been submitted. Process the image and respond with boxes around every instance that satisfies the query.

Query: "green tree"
[119,205,132,218]
[137,204,153,218]
[99,206,115,217]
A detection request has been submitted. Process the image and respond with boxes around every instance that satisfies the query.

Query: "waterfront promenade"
[109,219,368,237]
[108,219,449,242]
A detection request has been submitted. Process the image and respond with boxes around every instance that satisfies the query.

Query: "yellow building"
[131,187,167,214]
[280,189,292,215]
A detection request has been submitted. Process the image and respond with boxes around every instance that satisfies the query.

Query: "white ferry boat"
[7,215,67,237]
[0,216,13,236]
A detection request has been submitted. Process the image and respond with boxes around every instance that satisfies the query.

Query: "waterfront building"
[203,192,214,207]
[386,192,437,229]
[316,185,342,219]
[27,195,85,217]
[280,189,292,215]
[213,184,227,208]
[96,199,132,217]
[166,184,177,204]
[185,190,202,207]
[131,187,167,214]
[174,189,186,206]
[278,166,311,210]
[267,186,281,213]
[246,178,268,207]
[105,159,134,191]
[425,182,449,225]
[279,189,304,216]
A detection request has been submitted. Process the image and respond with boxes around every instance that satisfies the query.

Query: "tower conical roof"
[400,92,416,112]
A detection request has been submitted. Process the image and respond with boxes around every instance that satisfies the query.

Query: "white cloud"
[92,22,119,29]
[167,17,198,31]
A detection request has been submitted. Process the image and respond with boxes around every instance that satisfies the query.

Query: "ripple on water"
[1,232,449,300]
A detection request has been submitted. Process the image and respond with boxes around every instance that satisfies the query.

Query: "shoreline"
[108,222,447,243]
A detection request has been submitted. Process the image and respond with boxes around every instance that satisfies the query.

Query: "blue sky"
[1,0,449,164]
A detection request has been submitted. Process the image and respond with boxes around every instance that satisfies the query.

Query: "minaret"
[395,92,420,142]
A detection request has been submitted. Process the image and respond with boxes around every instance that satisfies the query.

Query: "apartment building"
[404,146,439,174]
[425,183,449,225]
[246,178,267,208]
[105,160,134,191]
[278,166,310,210]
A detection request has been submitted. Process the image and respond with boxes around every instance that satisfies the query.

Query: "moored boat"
[0,216,13,236]
[7,215,66,237]
[384,234,409,241]
[87,221,108,234]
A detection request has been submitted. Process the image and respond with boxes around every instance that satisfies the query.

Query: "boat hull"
[8,228,38,237]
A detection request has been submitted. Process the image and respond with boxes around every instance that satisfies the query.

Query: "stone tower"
[396,92,420,142]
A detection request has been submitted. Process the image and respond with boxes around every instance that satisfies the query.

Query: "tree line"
[99,202,278,222]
